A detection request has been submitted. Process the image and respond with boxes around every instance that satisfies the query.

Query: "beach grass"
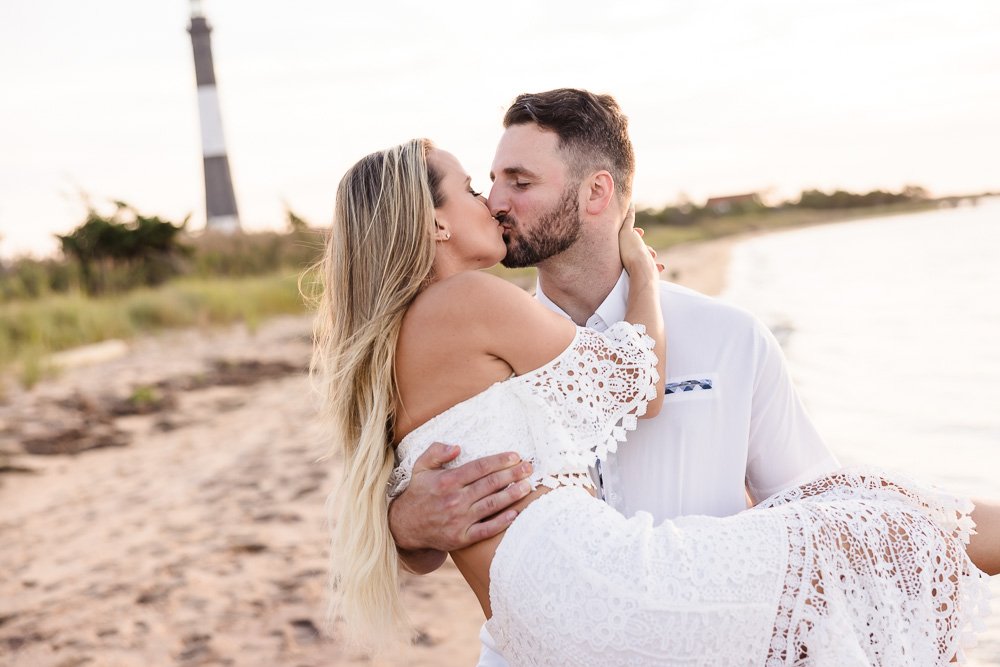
[0,272,308,386]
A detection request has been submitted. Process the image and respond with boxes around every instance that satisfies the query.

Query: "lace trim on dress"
[387,322,659,498]
[756,467,992,665]
[485,468,991,667]
[506,323,659,491]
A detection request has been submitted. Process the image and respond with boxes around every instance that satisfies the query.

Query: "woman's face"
[427,148,507,270]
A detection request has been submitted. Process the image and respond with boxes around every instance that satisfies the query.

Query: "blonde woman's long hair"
[312,138,441,646]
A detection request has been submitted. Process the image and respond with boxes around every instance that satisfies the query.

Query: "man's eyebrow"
[489,166,538,181]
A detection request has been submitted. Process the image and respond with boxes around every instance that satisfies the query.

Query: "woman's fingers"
[624,203,636,226]
[620,202,662,278]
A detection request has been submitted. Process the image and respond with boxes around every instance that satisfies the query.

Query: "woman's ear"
[582,171,615,216]
[434,221,452,242]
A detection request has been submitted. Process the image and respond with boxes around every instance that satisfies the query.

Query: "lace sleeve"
[510,321,660,488]
[386,321,660,499]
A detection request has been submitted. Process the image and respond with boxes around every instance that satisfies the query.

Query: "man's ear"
[582,171,615,216]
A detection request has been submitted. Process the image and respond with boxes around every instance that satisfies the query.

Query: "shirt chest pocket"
[663,373,719,403]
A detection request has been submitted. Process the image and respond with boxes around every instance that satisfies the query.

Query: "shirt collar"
[535,270,629,330]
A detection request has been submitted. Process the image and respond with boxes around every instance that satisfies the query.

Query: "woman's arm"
[618,208,666,418]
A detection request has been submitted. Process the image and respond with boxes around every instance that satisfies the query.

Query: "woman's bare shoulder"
[395,273,525,438]
[405,271,533,330]
[427,270,530,305]
[411,271,575,376]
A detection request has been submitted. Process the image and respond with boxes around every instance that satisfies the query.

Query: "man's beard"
[500,187,582,268]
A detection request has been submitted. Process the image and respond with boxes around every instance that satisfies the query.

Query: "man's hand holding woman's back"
[388,443,534,573]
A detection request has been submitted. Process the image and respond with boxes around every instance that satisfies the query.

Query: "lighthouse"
[187,0,241,233]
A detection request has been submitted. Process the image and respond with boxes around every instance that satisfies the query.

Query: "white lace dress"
[390,323,990,666]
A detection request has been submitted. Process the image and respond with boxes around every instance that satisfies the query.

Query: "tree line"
[1,202,320,301]
[635,185,929,227]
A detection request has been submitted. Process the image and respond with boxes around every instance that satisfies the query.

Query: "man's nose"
[487,187,507,218]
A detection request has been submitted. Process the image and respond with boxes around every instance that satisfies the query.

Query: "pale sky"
[1,0,999,258]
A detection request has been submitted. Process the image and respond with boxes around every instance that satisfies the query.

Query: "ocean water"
[723,199,1000,665]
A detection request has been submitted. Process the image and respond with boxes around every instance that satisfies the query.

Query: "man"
[387,88,840,665]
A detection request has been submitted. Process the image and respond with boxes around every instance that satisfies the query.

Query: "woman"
[312,139,992,666]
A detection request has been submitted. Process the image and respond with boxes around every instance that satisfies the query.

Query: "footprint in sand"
[288,618,321,645]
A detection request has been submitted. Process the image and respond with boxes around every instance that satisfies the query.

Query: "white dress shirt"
[476,274,839,667]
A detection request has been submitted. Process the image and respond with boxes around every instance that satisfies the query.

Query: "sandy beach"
[0,237,736,667]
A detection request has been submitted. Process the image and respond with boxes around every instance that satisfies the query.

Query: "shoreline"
[656,202,952,297]
[658,233,739,296]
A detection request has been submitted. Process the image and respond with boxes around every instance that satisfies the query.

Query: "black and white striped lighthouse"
[187,0,241,233]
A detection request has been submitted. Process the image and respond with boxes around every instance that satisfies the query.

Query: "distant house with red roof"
[704,192,762,214]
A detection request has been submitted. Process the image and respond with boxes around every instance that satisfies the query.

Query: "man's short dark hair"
[503,88,635,202]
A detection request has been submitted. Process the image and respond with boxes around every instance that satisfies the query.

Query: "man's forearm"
[398,546,448,575]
